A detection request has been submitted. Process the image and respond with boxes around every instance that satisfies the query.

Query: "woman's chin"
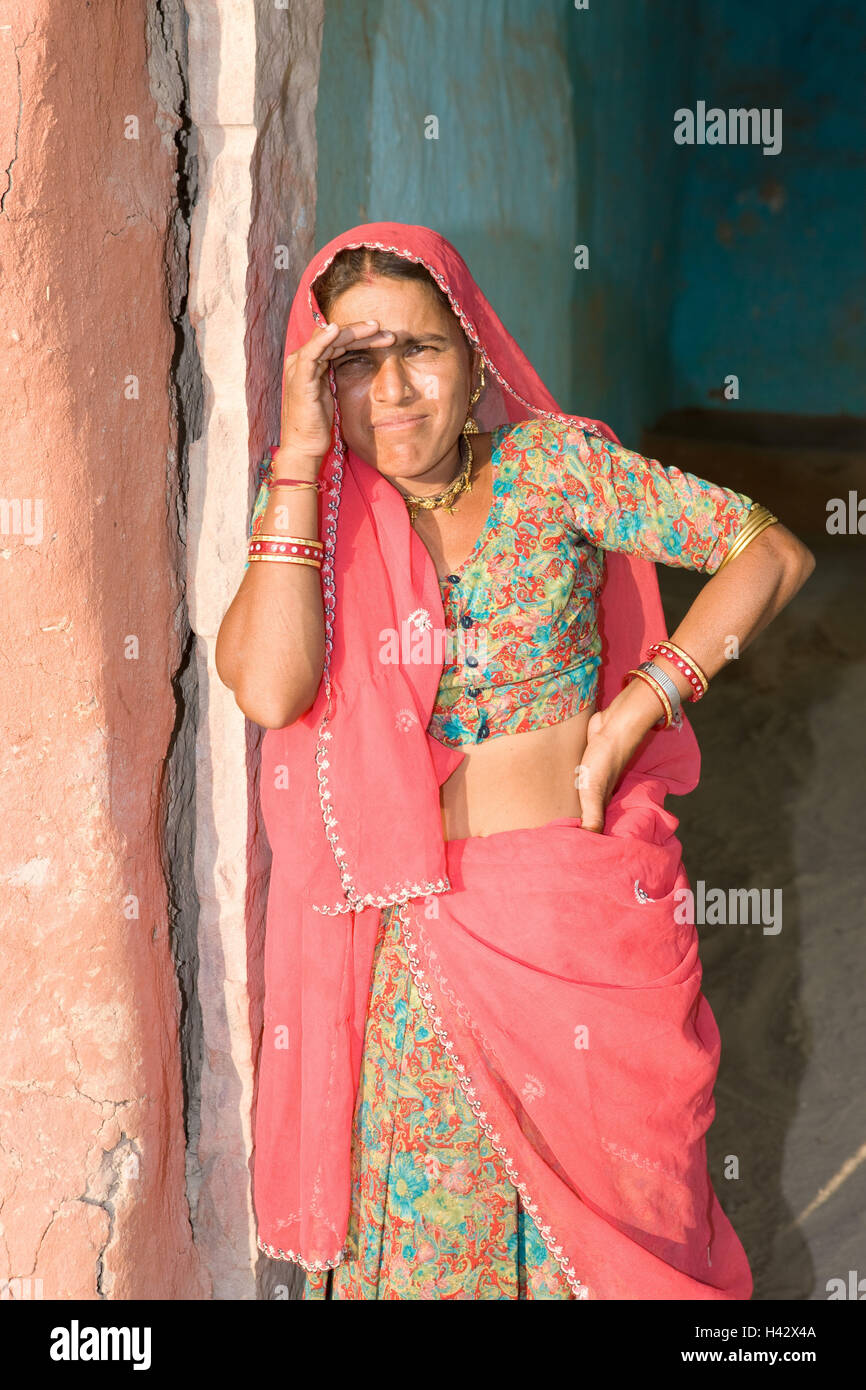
[346,422,456,482]
[370,443,440,480]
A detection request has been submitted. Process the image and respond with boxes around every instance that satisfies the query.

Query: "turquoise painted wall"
[669,0,865,418]
[560,4,694,439]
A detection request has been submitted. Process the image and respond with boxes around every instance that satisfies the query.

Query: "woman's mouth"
[372,415,427,431]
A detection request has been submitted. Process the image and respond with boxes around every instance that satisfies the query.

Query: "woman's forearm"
[601,521,816,747]
[215,455,327,728]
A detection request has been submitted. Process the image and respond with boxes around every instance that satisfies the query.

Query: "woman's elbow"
[232,693,295,730]
[231,678,320,730]
[777,527,816,593]
[752,521,816,595]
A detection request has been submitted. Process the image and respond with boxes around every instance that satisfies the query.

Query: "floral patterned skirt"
[302,901,576,1300]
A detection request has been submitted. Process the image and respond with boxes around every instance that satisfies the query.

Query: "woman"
[216,222,814,1300]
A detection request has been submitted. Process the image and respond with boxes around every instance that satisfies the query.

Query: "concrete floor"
[658,535,865,1301]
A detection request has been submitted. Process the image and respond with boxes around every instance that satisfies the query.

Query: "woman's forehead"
[328,276,461,328]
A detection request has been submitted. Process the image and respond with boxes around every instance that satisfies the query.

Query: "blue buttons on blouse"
[441,576,488,734]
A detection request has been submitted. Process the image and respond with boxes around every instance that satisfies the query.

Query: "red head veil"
[253,223,749,1298]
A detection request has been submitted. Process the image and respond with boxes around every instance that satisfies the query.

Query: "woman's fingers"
[285,322,341,376]
[578,787,606,833]
[326,331,396,361]
[577,726,616,833]
[286,321,395,384]
[320,320,396,361]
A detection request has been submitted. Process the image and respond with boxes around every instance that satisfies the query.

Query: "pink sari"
[251,221,753,1300]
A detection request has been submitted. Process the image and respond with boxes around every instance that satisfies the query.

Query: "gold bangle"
[247,553,322,569]
[626,667,673,728]
[715,504,767,568]
[253,533,323,549]
[734,504,778,546]
[715,504,779,573]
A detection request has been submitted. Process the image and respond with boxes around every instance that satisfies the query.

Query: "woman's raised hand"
[276,320,395,472]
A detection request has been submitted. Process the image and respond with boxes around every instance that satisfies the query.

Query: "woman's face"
[323,274,478,485]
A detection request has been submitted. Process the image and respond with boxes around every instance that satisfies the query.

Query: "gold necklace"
[401,433,474,526]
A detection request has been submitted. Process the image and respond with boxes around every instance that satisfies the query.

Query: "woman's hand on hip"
[575,697,657,833]
[575,713,627,833]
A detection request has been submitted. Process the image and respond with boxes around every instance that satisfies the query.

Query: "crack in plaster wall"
[145,0,206,1239]
[79,1136,143,1299]
[0,21,36,214]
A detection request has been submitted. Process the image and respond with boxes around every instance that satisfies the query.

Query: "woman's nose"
[371,356,413,403]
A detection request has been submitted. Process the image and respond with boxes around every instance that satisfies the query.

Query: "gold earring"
[463,357,486,435]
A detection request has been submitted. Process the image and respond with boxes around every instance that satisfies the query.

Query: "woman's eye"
[336,344,439,369]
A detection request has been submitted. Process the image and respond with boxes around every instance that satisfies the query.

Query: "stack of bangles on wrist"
[247,468,325,569]
[247,534,323,568]
[624,642,710,731]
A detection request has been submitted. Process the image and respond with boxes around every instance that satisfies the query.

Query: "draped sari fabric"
[251,221,752,1299]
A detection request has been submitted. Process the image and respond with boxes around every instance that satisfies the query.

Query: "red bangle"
[248,537,323,562]
[268,446,325,491]
[645,641,708,702]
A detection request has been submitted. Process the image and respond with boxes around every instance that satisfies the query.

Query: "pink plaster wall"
[0,1,207,1298]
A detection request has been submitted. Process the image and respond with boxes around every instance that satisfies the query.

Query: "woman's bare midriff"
[438,702,594,841]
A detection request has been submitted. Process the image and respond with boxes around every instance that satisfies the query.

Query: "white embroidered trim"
[633,879,658,904]
[395,898,590,1300]
[414,920,504,1063]
[256,1236,348,1272]
[312,876,452,916]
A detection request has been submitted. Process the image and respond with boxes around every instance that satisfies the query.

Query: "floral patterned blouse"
[246,418,754,746]
[427,417,754,746]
